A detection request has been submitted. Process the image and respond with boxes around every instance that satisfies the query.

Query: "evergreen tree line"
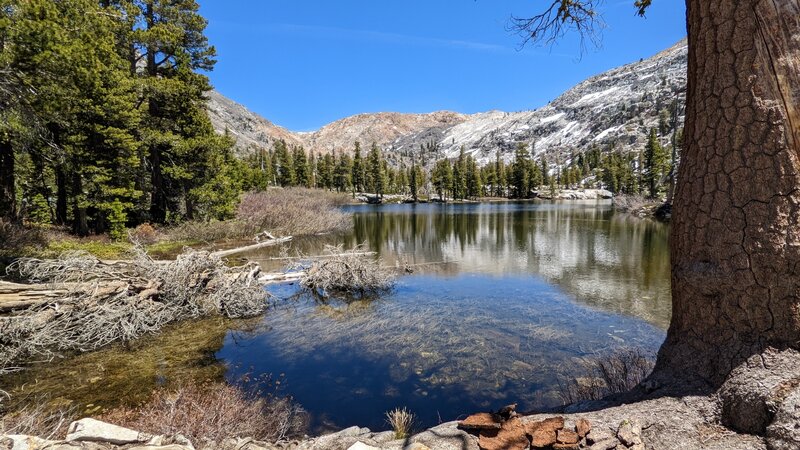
[0,0,246,238]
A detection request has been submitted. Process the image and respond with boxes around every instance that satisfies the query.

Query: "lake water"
[225,200,671,431]
[0,200,671,433]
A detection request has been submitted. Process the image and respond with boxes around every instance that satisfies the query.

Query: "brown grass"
[557,348,655,405]
[0,220,46,256]
[237,188,351,237]
[100,382,308,443]
[0,402,76,440]
[612,194,651,213]
[385,407,415,439]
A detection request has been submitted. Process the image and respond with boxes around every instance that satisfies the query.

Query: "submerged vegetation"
[557,348,655,405]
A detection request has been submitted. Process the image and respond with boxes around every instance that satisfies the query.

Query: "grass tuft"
[385,407,415,439]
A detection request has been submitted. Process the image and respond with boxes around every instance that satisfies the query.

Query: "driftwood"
[210,236,293,258]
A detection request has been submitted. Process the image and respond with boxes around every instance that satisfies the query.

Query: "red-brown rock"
[478,417,529,450]
[553,443,580,450]
[458,412,502,431]
[557,429,580,444]
[526,416,565,448]
[576,418,592,438]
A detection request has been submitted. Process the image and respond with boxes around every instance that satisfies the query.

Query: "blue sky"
[200,1,686,131]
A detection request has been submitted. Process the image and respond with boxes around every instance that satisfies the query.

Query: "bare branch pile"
[299,245,395,300]
[0,245,270,373]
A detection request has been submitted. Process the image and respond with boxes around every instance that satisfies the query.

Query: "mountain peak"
[208,39,687,163]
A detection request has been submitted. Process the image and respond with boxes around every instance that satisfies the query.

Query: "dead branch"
[299,245,395,300]
[0,245,273,372]
[210,236,293,259]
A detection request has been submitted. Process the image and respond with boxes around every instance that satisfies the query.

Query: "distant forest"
[0,0,679,240]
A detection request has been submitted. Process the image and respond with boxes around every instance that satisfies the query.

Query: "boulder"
[526,416,564,449]
[719,349,800,435]
[66,418,149,445]
[766,383,800,450]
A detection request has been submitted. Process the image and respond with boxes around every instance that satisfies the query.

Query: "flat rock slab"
[477,418,528,450]
[458,413,502,431]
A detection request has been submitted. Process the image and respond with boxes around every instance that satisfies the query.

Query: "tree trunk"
[0,136,16,222]
[655,0,800,387]
[55,166,68,225]
[71,172,88,236]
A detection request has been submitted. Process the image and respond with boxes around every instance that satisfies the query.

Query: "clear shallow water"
[0,201,670,432]
[227,200,671,431]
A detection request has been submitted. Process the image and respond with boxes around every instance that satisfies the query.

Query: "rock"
[766,383,800,450]
[458,413,502,431]
[719,349,800,435]
[529,429,556,448]
[585,428,614,445]
[478,418,528,450]
[616,420,642,447]
[66,418,149,445]
[557,429,580,444]
[576,418,592,438]
[553,444,579,450]
[403,444,431,450]
[311,426,372,449]
[398,422,479,450]
[129,446,194,450]
[497,403,518,420]
[347,443,381,450]
[587,439,619,450]
[526,416,564,449]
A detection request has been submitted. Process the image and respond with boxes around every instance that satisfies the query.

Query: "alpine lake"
[1,200,671,434]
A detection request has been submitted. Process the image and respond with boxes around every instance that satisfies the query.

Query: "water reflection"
[231,201,671,431]
[247,201,671,328]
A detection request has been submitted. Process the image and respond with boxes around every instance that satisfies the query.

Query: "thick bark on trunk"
[655,0,800,387]
[0,136,16,222]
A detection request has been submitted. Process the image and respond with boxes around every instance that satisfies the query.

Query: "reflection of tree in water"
[247,202,671,327]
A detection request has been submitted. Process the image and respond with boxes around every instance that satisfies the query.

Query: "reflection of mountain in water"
[335,201,670,328]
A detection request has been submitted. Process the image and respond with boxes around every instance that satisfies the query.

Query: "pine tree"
[334,152,352,193]
[351,142,364,195]
[511,143,531,199]
[643,128,668,198]
[432,159,453,201]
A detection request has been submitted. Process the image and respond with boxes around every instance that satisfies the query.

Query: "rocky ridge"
[207,40,686,167]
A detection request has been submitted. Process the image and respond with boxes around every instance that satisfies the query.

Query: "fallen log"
[210,236,293,258]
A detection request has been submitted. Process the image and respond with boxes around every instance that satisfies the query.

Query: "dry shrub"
[385,407,414,439]
[612,194,650,213]
[0,246,269,372]
[100,382,307,443]
[166,220,245,243]
[0,402,75,440]
[557,348,655,405]
[300,245,395,300]
[0,220,46,255]
[130,223,160,245]
[237,189,351,237]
